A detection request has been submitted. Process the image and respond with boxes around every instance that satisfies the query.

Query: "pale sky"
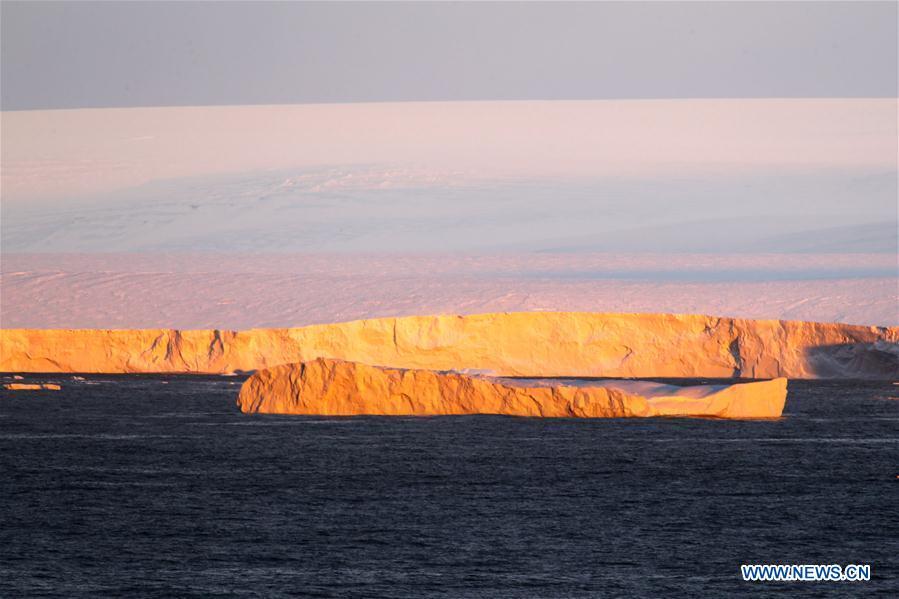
[2,1,897,110]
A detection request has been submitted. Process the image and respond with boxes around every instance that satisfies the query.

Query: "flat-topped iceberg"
[238,358,787,419]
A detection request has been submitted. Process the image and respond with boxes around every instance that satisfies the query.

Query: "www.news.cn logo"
[742,564,871,582]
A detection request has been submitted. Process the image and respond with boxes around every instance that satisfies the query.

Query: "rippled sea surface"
[2,375,897,598]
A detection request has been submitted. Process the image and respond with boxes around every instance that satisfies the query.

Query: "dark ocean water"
[1,375,897,598]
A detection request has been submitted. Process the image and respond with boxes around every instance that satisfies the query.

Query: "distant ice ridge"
[3,100,895,254]
[3,165,895,253]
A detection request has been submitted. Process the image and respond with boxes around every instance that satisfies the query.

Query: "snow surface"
[1,100,895,328]
[2,253,895,329]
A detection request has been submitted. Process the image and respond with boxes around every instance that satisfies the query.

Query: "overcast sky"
[2,1,896,110]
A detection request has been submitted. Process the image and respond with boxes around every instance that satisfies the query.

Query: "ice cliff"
[1,312,896,379]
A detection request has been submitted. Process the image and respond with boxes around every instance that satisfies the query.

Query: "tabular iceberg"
[238,358,788,419]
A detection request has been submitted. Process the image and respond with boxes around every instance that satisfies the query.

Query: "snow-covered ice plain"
[2,100,896,328]
[2,253,895,329]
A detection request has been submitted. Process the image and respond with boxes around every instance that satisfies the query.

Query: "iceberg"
[238,358,788,419]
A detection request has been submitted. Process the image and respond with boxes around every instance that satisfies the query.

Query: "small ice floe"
[3,383,61,391]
